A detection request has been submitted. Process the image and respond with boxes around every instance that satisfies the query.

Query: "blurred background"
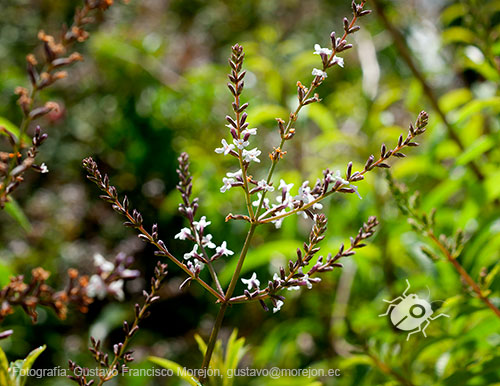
[0,0,499,384]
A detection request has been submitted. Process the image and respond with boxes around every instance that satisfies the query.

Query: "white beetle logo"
[379,279,449,341]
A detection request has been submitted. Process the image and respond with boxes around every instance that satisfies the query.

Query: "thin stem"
[427,231,500,318]
[369,0,484,181]
[200,223,256,382]
[105,186,225,303]
[254,1,365,218]
[365,349,415,386]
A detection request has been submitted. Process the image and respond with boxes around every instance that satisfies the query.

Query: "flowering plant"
[76,1,429,384]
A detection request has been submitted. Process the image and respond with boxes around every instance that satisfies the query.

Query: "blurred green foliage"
[0,0,499,385]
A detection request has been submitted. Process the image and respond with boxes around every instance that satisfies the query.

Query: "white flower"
[252,192,269,208]
[331,55,344,68]
[184,244,199,260]
[202,234,216,249]
[226,169,242,178]
[257,180,274,192]
[40,163,49,173]
[273,300,284,314]
[216,241,234,256]
[187,260,204,274]
[193,216,211,231]
[287,286,300,291]
[242,148,261,163]
[93,253,115,273]
[86,275,107,299]
[278,179,294,193]
[242,128,257,136]
[272,209,287,229]
[303,274,313,289]
[313,44,332,56]
[330,170,362,199]
[312,68,328,79]
[215,139,235,155]
[175,227,192,240]
[108,280,125,301]
[233,138,249,150]
[220,177,234,193]
[273,273,282,284]
[241,272,260,290]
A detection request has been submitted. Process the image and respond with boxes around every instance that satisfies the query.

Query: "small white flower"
[40,163,49,174]
[242,148,261,163]
[202,234,216,249]
[226,169,242,178]
[241,272,260,290]
[257,180,274,192]
[252,192,269,208]
[272,209,287,229]
[278,179,294,193]
[187,260,204,274]
[233,138,249,150]
[242,127,257,136]
[215,139,235,155]
[331,55,344,68]
[174,227,192,240]
[108,280,125,301]
[273,300,284,313]
[330,170,362,199]
[287,286,300,291]
[313,44,332,56]
[184,244,199,260]
[273,273,282,284]
[93,253,115,273]
[312,68,328,79]
[303,274,313,289]
[193,216,211,231]
[220,177,235,193]
[86,275,107,299]
[216,241,234,256]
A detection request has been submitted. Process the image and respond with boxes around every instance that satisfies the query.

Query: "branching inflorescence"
[81,1,429,384]
[0,0,115,208]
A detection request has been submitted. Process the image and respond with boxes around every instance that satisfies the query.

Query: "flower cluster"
[86,253,141,301]
[0,0,115,209]
[0,267,92,323]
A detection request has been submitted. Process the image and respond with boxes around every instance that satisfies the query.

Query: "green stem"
[200,223,256,383]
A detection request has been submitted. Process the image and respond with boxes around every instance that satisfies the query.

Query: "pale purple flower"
[215,139,235,155]
[220,177,235,193]
[202,234,216,249]
[193,216,211,231]
[312,68,327,79]
[313,44,332,56]
[257,180,274,192]
[242,148,261,163]
[216,241,234,257]
[175,227,192,240]
[331,55,344,68]
[184,244,199,260]
[187,260,204,274]
[93,253,115,273]
[86,275,107,299]
[241,272,260,290]
[108,280,125,301]
[242,128,257,136]
[233,138,249,150]
[273,300,284,313]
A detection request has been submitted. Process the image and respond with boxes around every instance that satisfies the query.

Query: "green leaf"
[194,334,207,356]
[0,117,20,141]
[4,199,32,232]
[148,357,202,386]
[0,347,10,386]
[455,136,495,166]
[442,27,475,45]
[18,345,46,386]
[438,88,472,113]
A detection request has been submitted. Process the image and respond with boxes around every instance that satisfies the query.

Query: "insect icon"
[379,279,449,341]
